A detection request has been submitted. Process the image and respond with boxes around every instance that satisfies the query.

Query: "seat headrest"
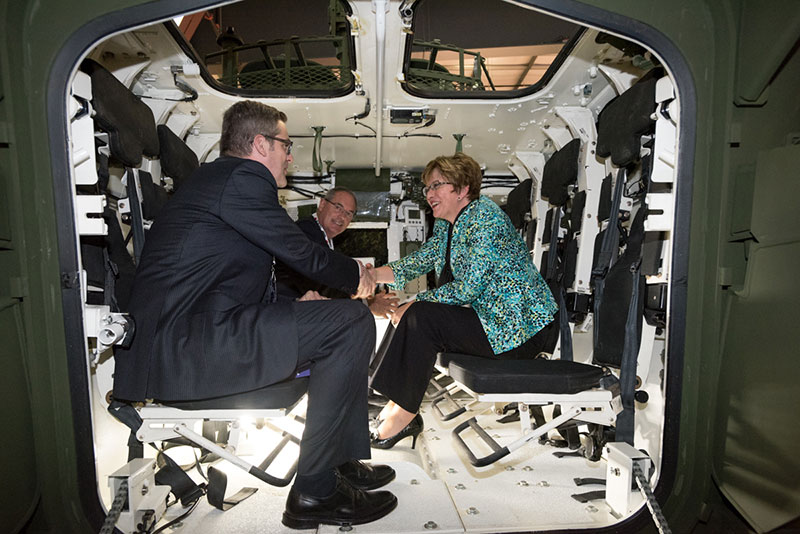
[541,138,580,206]
[596,76,658,167]
[157,125,199,191]
[504,179,533,229]
[80,59,159,167]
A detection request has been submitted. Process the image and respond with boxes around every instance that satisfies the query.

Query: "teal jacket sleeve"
[386,224,443,290]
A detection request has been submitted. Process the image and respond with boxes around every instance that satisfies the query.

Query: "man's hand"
[298,290,327,301]
[354,262,376,299]
[368,290,399,319]
[391,301,414,326]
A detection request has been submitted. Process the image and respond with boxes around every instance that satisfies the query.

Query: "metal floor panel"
[155,402,618,534]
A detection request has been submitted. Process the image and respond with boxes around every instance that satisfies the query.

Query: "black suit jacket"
[113,156,359,401]
[275,217,350,300]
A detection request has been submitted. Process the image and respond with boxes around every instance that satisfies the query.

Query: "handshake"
[355,262,378,299]
[355,261,409,325]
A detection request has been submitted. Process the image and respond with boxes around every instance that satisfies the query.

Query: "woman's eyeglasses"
[262,134,293,155]
[322,198,356,219]
[422,180,453,195]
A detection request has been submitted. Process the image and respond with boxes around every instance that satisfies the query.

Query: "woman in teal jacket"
[369,153,557,448]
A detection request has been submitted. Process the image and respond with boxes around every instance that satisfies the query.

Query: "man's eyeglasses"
[262,134,293,155]
[322,198,356,219]
[422,180,453,196]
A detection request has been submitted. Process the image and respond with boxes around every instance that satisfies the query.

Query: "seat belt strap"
[615,199,647,444]
[207,466,258,510]
[125,168,146,265]
[108,400,143,461]
[557,285,573,361]
[615,258,642,445]
[545,207,574,361]
[155,451,207,506]
[591,168,626,350]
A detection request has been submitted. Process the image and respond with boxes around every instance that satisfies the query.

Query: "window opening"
[178,0,355,95]
[404,0,582,97]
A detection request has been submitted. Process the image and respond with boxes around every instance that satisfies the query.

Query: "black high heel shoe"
[370,414,424,450]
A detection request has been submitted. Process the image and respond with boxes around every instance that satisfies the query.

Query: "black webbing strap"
[126,168,146,265]
[574,477,606,486]
[553,404,580,449]
[545,207,573,361]
[155,450,256,511]
[546,207,559,281]
[556,285,573,361]
[108,401,253,511]
[108,400,143,461]
[591,168,626,351]
[95,154,119,310]
[155,451,207,506]
[207,466,258,510]
[615,206,647,444]
[370,322,396,375]
[102,247,117,308]
[571,490,605,503]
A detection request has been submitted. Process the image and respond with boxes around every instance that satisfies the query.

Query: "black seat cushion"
[541,138,580,206]
[157,125,199,191]
[160,376,308,410]
[569,190,586,236]
[563,238,578,288]
[597,174,613,222]
[542,208,554,244]
[504,179,533,229]
[138,170,169,220]
[436,352,459,369]
[81,59,159,166]
[444,353,605,394]
[596,76,657,167]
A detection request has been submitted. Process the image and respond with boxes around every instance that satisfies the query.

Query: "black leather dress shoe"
[282,476,397,529]
[336,459,396,490]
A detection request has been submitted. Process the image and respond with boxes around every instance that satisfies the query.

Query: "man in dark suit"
[276,187,399,318]
[113,101,397,529]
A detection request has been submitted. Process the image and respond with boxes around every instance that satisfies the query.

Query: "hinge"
[9,276,28,298]
[61,271,80,289]
[0,121,9,146]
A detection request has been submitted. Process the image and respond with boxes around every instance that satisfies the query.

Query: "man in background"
[277,187,399,318]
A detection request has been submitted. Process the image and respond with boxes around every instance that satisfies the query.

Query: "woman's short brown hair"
[421,153,483,201]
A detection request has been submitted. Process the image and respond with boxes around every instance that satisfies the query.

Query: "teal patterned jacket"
[388,195,557,354]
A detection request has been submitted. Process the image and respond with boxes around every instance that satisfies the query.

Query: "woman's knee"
[399,301,439,331]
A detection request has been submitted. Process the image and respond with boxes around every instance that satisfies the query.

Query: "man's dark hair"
[324,187,358,210]
[220,101,288,157]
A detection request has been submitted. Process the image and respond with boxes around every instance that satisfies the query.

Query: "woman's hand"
[368,290,399,319]
[391,301,414,326]
[298,290,328,301]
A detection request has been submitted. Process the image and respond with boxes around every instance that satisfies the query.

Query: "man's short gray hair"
[324,187,357,210]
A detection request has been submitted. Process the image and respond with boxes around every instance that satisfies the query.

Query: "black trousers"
[370,301,547,413]
[293,299,375,476]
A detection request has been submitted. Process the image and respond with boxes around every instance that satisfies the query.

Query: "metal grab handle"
[431,392,467,421]
[174,423,297,487]
[452,417,510,467]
